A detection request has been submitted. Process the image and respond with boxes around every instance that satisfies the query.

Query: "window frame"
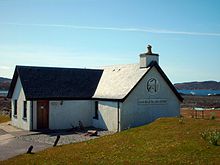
[13,99,17,117]
[23,100,27,120]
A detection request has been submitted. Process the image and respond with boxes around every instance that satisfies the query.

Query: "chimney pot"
[147,45,152,54]
[139,44,159,68]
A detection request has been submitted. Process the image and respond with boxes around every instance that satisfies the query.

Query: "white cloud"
[1,22,220,37]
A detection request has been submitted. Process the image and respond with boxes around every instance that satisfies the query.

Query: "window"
[13,100,17,117]
[23,101,27,119]
[93,101,98,119]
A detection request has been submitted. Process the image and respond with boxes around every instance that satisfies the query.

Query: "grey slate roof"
[93,64,149,100]
[7,66,103,100]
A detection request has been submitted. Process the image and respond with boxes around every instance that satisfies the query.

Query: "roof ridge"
[99,63,139,69]
[15,65,103,71]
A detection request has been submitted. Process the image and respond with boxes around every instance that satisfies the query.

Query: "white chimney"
[139,45,159,68]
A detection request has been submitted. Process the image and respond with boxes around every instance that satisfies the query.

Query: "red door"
[37,100,49,129]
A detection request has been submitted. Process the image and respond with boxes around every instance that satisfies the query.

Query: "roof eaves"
[92,97,122,102]
[27,97,94,101]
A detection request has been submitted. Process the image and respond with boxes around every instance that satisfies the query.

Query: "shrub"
[210,112,216,120]
[201,129,220,146]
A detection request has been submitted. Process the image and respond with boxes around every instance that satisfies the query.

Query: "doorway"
[37,100,49,129]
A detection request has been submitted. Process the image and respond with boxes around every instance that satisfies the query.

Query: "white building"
[7,45,183,132]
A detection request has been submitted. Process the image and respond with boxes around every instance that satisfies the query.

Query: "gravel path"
[17,129,115,146]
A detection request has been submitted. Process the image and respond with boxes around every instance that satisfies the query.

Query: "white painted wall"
[121,67,180,130]
[92,101,118,132]
[49,100,92,130]
[11,77,31,130]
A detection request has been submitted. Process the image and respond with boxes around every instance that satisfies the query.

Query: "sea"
[178,89,220,96]
[0,90,8,96]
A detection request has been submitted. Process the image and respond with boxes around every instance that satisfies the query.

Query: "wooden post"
[27,145,33,154]
[53,135,60,147]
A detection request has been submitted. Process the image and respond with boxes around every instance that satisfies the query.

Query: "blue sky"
[0,0,220,83]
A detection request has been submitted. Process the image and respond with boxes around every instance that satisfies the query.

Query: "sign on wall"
[138,99,167,105]
[51,101,60,106]
[146,78,160,95]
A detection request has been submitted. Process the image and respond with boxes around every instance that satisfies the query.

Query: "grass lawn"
[1,117,220,164]
[0,114,10,123]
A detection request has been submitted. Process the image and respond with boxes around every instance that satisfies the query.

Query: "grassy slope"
[1,118,220,164]
[0,115,10,123]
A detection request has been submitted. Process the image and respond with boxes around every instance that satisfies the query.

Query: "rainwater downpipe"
[117,101,120,132]
[31,100,33,130]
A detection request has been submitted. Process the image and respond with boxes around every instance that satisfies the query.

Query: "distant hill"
[0,77,11,90]
[174,81,220,90]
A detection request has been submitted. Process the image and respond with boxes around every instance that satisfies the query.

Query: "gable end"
[122,61,183,102]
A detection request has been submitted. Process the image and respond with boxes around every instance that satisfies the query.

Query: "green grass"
[0,114,10,123]
[1,117,220,164]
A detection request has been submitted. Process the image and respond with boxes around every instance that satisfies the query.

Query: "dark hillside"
[0,77,11,90]
[175,81,220,90]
